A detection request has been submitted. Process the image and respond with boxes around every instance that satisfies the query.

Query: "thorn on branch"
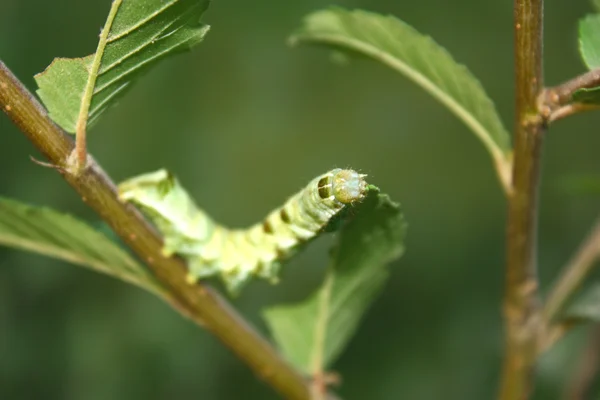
[29,155,67,173]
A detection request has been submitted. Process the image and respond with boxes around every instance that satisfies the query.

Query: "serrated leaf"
[291,7,512,182]
[263,190,406,373]
[0,197,163,295]
[579,14,600,70]
[35,0,210,133]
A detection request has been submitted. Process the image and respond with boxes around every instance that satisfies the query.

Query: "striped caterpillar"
[118,168,369,294]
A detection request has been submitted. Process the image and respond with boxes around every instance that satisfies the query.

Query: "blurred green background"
[1,0,600,399]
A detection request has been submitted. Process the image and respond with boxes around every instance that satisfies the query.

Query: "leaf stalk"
[73,0,122,173]
[543,216,600,328]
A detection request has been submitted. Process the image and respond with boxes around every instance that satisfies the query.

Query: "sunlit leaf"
[0,197,163,294]
[35,0,210,133]
[291,7,511,178]
[263,190,406,373]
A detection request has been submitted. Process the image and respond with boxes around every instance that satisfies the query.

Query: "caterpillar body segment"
[118,168,369,294]
[117,169,216,257]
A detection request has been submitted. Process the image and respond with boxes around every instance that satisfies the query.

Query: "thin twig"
[540,216,600,353]
[538,319,577,356]
[538,68,600,122]
[73,0,122,173]
[544,216,600,325]
[542,69,600,106]
[0,61,315,400]
[547,103,600,123]
[499,0,545,399]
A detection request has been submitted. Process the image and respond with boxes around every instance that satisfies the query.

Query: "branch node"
[537,68,600,123]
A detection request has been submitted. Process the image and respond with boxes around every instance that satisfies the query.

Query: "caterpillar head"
[331,169,368,204]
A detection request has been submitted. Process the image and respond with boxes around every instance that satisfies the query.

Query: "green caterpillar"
[118,168,369,293]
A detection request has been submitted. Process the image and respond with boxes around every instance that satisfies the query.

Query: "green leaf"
[35,0,211,133]
[263,190,407,373]
[291,7,512,177]
[579,14,600,70]
[564,284,600,322]
[573,87,600,104]
[0,197,163,295]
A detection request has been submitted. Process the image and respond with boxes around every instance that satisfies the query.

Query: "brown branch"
[499,0,545,399]
[0,61,314,400]
[546,103,600,123]
[542,69,600,106]
[538,319,577,356]
[538,68,600,122]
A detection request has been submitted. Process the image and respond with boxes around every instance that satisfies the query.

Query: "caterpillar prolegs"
[118,168,369,294]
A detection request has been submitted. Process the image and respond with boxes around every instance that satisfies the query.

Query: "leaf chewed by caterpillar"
[118,168,370,294]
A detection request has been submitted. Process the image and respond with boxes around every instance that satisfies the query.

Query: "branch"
[542,216,600,339]
[538,68,600,122]
[499,0,545,399]
[0,61,313,400]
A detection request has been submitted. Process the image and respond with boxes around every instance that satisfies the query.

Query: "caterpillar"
[118,168,369,294]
